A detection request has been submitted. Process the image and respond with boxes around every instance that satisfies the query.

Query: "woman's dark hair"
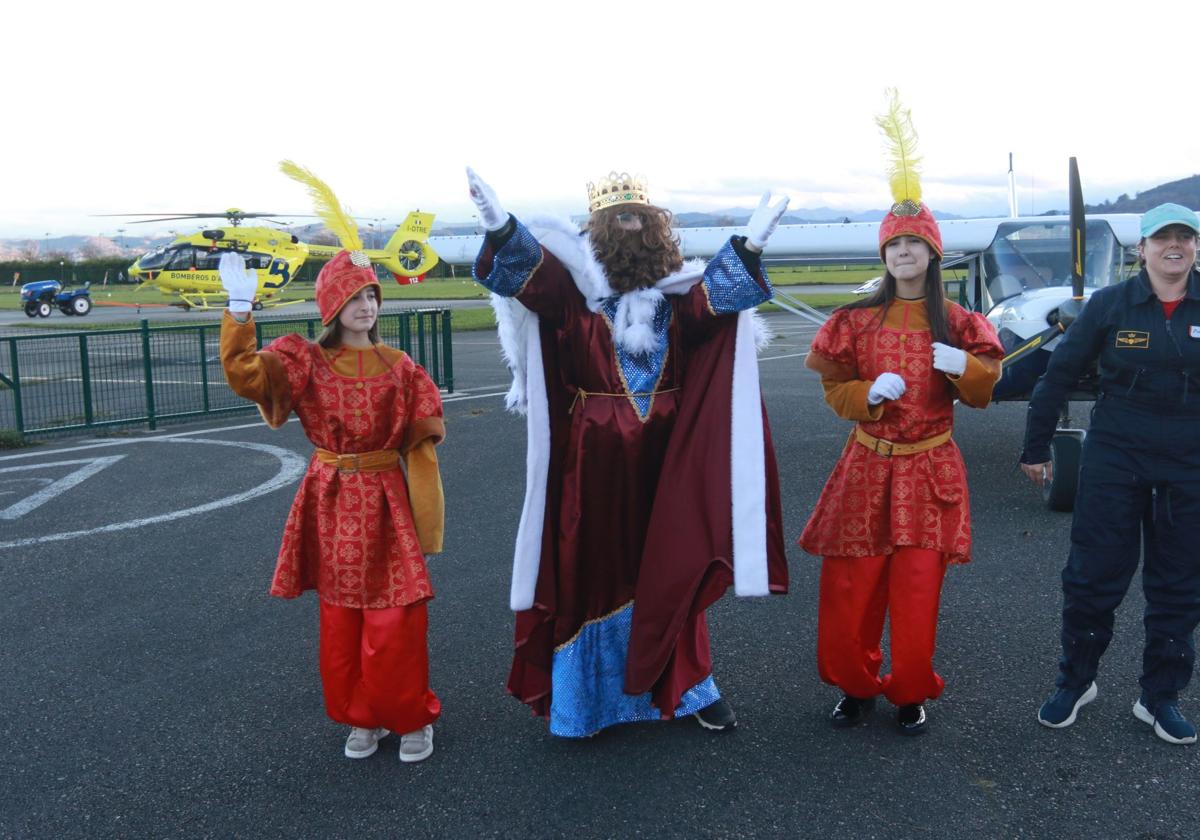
[836,260,952,346]
[588,204,684,293]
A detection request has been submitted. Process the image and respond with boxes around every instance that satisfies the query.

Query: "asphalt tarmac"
[1,312,1193,839]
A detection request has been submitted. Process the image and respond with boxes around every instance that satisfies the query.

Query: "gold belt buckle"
[874,437,894,457]
[339,453,360,473]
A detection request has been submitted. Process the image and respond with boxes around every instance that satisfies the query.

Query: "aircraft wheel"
[252,301,264,311]
[72,296,92,315]
[24,302,39,318]
[36,301,52,318]
[1043,432,1083,512]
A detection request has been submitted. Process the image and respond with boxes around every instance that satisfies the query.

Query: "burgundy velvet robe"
[477,242,788,720]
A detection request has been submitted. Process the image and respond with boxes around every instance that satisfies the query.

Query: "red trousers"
[318,600,441,734]
[817,547,948,706]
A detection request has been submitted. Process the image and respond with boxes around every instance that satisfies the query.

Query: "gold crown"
[587,171,650,214]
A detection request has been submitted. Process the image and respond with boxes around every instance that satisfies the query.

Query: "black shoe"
[897,704,928,735]
[693,698,737,731]
[830,695,876,728]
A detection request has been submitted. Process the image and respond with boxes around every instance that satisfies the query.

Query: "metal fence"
[0,308,453,437]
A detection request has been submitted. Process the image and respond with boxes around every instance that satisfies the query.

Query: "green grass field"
[2,264,873,332]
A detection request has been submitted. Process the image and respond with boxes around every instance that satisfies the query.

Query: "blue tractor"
[20,279,93,318]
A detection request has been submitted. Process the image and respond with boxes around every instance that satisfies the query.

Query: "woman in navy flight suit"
[1021,203,1200,745]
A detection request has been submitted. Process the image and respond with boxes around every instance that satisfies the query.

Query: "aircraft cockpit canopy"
[982,219,1123,304]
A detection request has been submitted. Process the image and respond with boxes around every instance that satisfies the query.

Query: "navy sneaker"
[1132,696,1197,745]
[1038,682,1097,728]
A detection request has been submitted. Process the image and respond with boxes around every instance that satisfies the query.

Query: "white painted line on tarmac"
[758,352,811,362]
[0,439,306,550]
[0,456,126,520]
[0,420,300,462]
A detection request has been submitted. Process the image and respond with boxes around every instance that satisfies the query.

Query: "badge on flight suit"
[1115,330,1150,349]
[1190,325,1200,340]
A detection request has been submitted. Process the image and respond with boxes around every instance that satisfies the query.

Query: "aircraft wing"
[427,213,1142,264]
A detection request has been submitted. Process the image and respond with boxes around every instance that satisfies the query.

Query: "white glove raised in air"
[745,191,790,252]
[931,342,968,377]
[867,372,906,405]
[218,252,258,314]
[466,167,509,231]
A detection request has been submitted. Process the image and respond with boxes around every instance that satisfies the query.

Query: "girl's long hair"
[836,261,951,345]
[317,319,381,348]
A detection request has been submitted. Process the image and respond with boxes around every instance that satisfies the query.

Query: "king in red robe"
[470,171,789,737]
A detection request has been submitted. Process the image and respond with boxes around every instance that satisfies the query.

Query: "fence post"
[416,311,427,367]
[442,309,454,392]
[429,311,441,384]
[140,319,157,431]
[7,338,24,435]
[79,333,94,427]
[199,326,210,413]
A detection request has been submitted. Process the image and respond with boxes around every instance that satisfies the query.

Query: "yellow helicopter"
[101,208,439,310]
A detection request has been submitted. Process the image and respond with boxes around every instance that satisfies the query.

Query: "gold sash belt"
[315,447,401,473]
[854,426,952,457]
[569,386,681,414]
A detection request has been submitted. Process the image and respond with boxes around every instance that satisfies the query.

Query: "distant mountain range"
[1083,174,1200,214]
[6,176,1199,261]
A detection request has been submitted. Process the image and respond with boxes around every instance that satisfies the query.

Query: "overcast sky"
[3,0,1194,238]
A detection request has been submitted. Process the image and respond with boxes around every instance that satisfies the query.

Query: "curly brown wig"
[588,204,683,294]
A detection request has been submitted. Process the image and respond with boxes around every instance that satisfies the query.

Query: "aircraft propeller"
[1000,157,1087,369]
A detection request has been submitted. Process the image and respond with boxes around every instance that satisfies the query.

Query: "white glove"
[867,372,906,405]
[218,252,258,314]
[466,167,509,231]
[931,342,968,377]
[745,191,790,251]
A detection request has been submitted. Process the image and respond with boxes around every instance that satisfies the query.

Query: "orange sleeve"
[404,438,444,554]
[946,305,1004,409]
[804,320,883,422]
[819,378,886,422]
[399,355,445,554]
[949,352,1002,408]
[218,311,299,428]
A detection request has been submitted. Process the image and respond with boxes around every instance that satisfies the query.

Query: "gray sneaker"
[399,725,434,763]
[344,727,388,759]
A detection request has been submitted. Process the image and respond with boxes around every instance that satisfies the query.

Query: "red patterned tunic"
[221,314,445,609]
[799,299,1004,564]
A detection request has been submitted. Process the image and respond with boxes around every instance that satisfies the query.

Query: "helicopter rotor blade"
[121,216,231,225]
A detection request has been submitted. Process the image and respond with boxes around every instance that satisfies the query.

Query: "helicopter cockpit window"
[166,247,200,271]
[193,250,273,271]
[982,220,1121,303]
[137,246,170,271]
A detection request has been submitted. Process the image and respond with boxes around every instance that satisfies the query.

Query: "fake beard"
[596,228,683,294]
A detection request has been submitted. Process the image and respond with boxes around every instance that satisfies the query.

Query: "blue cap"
[1140,203,1200,237]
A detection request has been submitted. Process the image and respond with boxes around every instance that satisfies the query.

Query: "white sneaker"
[344,726,389,759]
[399,725,434,763]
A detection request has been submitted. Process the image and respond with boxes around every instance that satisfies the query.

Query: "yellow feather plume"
[279,160,363,252]
[875,88,923,207]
